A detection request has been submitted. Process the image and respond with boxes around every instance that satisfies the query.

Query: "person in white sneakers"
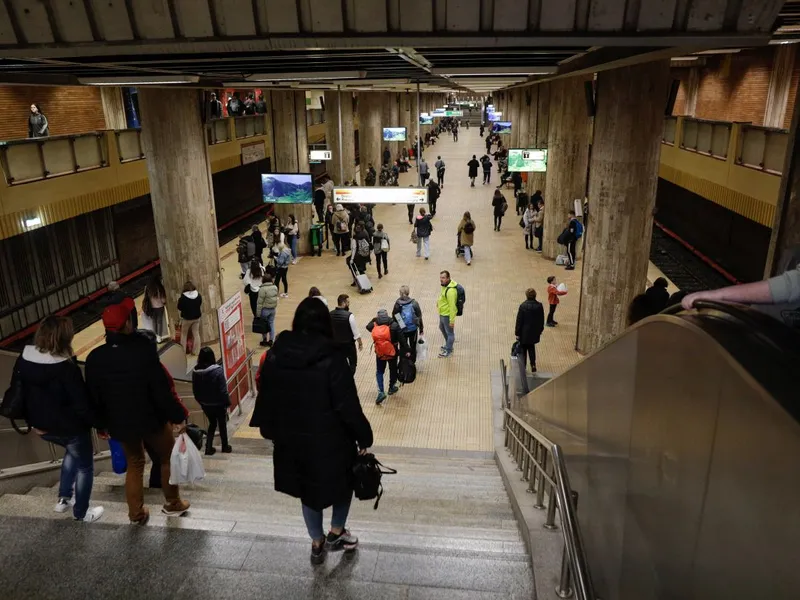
[14,316,104,522]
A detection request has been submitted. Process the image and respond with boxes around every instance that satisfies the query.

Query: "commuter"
[467,155,480,187]
[516,190,529,217]
[323,176,335,205]
[383,146,391,166]
[331,203,350,256]
[104,281,138,329]
[244,259,266,316]
[365,163,377,186]
[457,211,476,266]
[372,223,390,279]
[515,288,545,373]
[627,294,654,326]
[511,171,523,198]
[28,103,49,138]
[177,281,202,354]
[562,210,581,271]
[227,92,243,116]
[16,315,103,522]
[418,158,430,185]
[533,199,544,252]
[645,277,670,314]
[437,270,459,358]
[407,202,415,225]
[324,203,335,246]
[413,207,434,260]
[237,236,251,278]
[250,298,373,564]
[452,125,458,142]
[434,156,446,187]
[523,203,537,250]
[256,273,278,347]
[308,287,328,306]
[274,243,292,298]
[208,93,222,119]
[492,189,507,231]
[252,224,267,263]
[359,205,375,240]
[482,156,493,185]
[286,214,299,264]
[255,93,267,115]
[392,285,424,361]
[142,276,168,342]
[86,301,190,525]
[485,134,492,154]
[427,179,441,217]
[546,276,568,327]
[314,184,327,222]
[479,123,485,137]
[244,93,256,115]
[366,309,410,405]
[350,224,372,283]
[192,347,232,456]
[331,294,363,375]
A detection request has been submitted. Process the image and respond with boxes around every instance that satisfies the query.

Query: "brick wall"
[0,85,107,141]
[671,69,691,115]
[784,49,800,129]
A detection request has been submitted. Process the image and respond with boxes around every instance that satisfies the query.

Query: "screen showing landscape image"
[492,121,512,135]
[508,148,547,172]
[419,115,433,125]
[261,173,313,204]
[487,111,502,122]
[383,127,407,141]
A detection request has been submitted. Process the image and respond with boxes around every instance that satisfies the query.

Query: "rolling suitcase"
[349,259,373,294]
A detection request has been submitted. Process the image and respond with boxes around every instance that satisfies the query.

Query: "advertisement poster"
[334,187,428,205]
[241,141,266,165]
[508,149,548,172]
[217,291,247,382]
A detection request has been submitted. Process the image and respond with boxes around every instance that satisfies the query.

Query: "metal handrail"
[504,408,596,600]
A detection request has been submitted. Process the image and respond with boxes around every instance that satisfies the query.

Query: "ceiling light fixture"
[432,66,557,76]
[245,71,365,82]
[78,75,200,85]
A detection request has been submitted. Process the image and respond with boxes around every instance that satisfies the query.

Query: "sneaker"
[552,320,559,326]
[378,273,382,279]
[536,249,542,253]
[466,262,471,266]
[131,508,150,526]
[546,322,556,328]
[76,506,104,523]
[55,497,74,513]
[205,446,217,456]
[259,340,269,347]
[162,500,191,517]
[222,445,233,453]
[376,392,387,405]
[565,266,575,271]
[384,270,389,275]
[388,385,399,395]
[438,350,451,358]
[311,539,326,565]
[291,259,297,265]
[326,529,359,551]
[425,257,429,261]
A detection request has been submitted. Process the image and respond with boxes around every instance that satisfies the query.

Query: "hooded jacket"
[332,209,350,234]
[414,214,433,238]
[392,297,424,334]
[178,290,202,320]
[191,363,231,408]
[250,330,373,510]
[15,346,94,436]
[515,299,545,345]
[256,283,279,314]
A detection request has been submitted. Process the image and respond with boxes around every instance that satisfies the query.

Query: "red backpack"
[371,324,396,360]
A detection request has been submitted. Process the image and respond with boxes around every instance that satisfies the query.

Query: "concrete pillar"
[382,92,400,163]
[101,87,127,130]
[576,61,672,354]
[400,91,415,157]
[358,92,383,182]
[324,89,355,185]
[542,77,591,260]
[508,89,521,148]
[138,88,223,342]
[764,45,797,128]
[269,90,314,250]
[525,83,551,199]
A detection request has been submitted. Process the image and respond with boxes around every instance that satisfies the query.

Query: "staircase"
[0,449,534,598]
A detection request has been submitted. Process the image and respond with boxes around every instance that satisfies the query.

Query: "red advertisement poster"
[217,292,247,382]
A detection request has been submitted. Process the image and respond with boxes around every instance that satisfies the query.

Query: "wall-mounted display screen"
[431,108,447,116]
[508,148,547,172]
[334,187,428,205]
[309,150,332,161]
[492,121,512,135]
[261,173,313,204]
[419,114,433,125]
[382,127,407,141]
[487,111,502,122]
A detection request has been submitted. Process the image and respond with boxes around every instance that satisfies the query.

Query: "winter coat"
[85,331,187,442]
[256,283,279,314]
[467,159,480,178]
[250,330,373,511]
[373,230,390,254]
[492,194,506,217]
[414,214,433,238]
[392,298,424,334]
[523,208,536,234]
[252,230,267,256]
[191,363,231,408]
[28,113,49,138]
[457,218,475,247]
[532,207,544,229]
[332,209,350,234]
[515,299,545,346]
[645,286,670,314]
[178,290,202,320]
[15,346,94,436]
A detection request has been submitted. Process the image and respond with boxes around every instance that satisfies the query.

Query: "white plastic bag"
[557,283,568,293]
[169,433,205,486]
[416,336,428,363]
[555,254,568,266]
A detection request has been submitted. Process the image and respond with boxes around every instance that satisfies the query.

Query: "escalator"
[511,303,800,600]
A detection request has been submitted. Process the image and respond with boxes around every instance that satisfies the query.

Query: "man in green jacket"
[437,270,458,358]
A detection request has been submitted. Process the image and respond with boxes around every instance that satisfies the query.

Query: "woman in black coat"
[250,298,373,564]
[192,347,232,456]
[514,288,545,373]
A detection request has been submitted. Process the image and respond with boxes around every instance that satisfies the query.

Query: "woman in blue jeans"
[256,273,279,347]
[250,298,373,564]
[15,316,103,522]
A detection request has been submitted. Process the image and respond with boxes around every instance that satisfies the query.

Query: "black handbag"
[252,317,269,334]
[1,372,31,435]
[352,453,397,510]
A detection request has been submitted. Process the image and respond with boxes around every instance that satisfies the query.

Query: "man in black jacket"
[86,301,190,525]
[251,225,267,263]
[427,179,441,217]
[331,294,363,375]
[514,288,545,373]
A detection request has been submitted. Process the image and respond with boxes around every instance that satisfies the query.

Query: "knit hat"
[102,297,135,332]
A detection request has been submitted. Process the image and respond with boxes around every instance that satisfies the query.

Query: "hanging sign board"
[309,150,332,161]
[217,291,247,382]
[241,141,266,165]
[333,187,428,205]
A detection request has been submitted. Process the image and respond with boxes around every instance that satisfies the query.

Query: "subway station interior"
[0,1,799,598]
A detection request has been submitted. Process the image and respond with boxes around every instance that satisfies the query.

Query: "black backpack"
[352,453,397,509]
[398,356,416,384]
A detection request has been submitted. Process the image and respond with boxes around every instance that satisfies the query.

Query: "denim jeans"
[439,315,455,353]
[302,494,353,541]
[41,432,94,520]
[376,355,398,393]
[260,307,276,341]
[289,235,298,259]
[416,236,430,258]
[463,245,472,263]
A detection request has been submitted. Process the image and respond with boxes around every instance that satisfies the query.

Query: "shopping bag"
[108,439,127,474]
[416,336,427,363]
[169,433,205,485]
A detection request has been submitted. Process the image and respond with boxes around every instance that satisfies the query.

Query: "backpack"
[449,284,466,316]
[463,220,475,234]
[352,453,397,509]
[246,239,256,257]
[501,201,508,215]
[357,237,371,258]
[336,219,348,233]
[398,356,416,383]
[371,324,396,359]
[400,303,417,332]
[573,219,584,239]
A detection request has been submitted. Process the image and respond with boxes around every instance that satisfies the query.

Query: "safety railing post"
[544,462,559,530]
[534,448,547,509]
[556,491,579,598]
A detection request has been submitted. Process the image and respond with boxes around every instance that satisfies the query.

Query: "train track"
[649,225,732,293]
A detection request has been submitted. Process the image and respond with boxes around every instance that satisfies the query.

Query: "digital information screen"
[261,173,313,204]
[382,127,407,141]
[508,148,547,172]
[492,121,512,135]
[419,114,433,125]
[309,150,332,161]
[333,187,428,205]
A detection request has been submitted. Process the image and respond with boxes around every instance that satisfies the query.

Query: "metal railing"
[234,115,266,140]
[115,128,144,163]
[662,116,677,145]
[736,124,789,175]
[207,118,231,145]
[504,409,596,600]
[680,117,731,159]
[0,132,108,184]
